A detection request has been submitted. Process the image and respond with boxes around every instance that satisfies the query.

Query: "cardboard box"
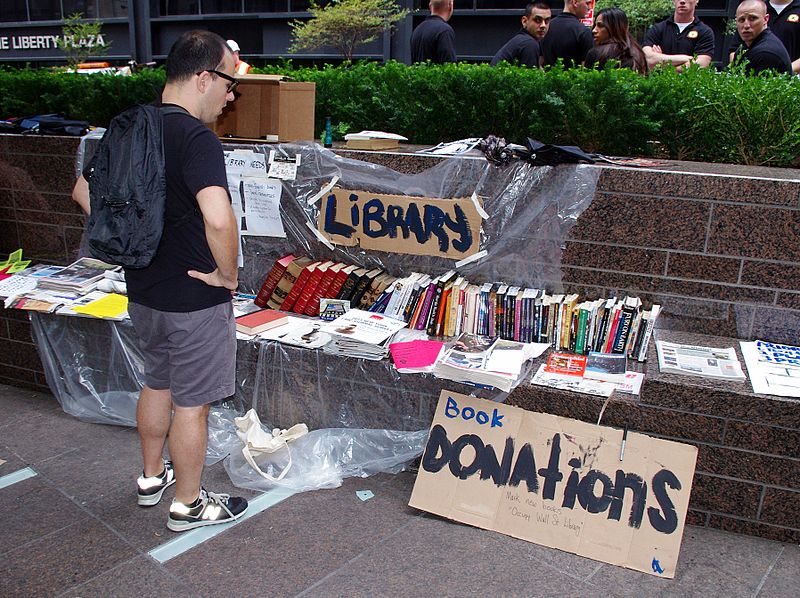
[212,74,315,142]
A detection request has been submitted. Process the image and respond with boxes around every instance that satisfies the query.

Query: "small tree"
[55,12,111,68]
[290,0,408,62]
[593,0,674,40]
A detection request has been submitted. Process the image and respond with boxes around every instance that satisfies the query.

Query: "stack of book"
[37,257,120,296]
[320,309,408,360]
[254,256,661,361]
[431,333,535,392]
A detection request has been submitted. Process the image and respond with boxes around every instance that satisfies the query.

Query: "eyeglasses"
[197,69,239,93]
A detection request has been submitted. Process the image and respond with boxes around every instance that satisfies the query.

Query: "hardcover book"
[279,260,320,311]
[293,260,333,314]
[235,309,289,335]
[305,261,345,316]
[266,257,312,310]
[254,253,296,308]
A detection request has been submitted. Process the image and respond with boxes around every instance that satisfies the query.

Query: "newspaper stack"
[656,341,746,381]
[37,257,120,295]
[432,333,537,392]
[321,309,408,360]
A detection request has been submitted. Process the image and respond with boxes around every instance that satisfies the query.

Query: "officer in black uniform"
[491,3,552,68]
[765,0,800,73]
[411,0,457,64]
[643,0,715,70]
[733,0,792,74]
[541,0,594,69]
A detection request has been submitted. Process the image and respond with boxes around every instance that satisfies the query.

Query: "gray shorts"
[128,301,236,407]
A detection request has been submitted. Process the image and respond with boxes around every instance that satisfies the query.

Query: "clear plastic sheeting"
[225,427,427,493]
[233,143,601,295]
[28,312,427,480]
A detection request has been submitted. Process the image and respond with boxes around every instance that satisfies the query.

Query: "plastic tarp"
[38,142,601,492]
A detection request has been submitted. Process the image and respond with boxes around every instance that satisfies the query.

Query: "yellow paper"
[7,260,31,273]
[72,293,129,318]
[0,248,23,269]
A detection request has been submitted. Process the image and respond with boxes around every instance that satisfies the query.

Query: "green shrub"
[1,62,798,167]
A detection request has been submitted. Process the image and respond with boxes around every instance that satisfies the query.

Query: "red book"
[235,309,289,335]
[254,254,295,308]
[304,262,345,316]
[603,304,623,354]
[293,260,333,314]
[327,263,357,300]
[280,260,320,311]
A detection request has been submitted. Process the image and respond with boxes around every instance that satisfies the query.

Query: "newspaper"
[656,341,746,381]
[740,340,800,398]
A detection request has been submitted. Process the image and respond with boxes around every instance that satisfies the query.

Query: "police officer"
[491,3,552,68]
[764,0,800,73]
[643,0,715,71]
[541,0,594,69]
[733,0,792,74]
[411,0,457,64]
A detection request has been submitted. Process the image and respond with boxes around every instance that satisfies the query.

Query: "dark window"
[63,1,99,19]
[28,0,62,21]
[414,1,473,10]
[0,4,29,22]
[246,0,288,11]
[97,1,129,18]
[160,1,200,15]
[202,0,242,13]
[476,0,522,8]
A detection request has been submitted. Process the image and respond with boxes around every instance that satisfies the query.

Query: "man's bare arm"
[644,45,694,70]
[793,57,800,74]
[72,175,91,215]
[189,185,239,290]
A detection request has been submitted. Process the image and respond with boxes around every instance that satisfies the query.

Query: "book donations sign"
[410,391,698,577]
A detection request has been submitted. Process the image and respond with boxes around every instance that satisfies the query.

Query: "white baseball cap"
[227,39,240,53]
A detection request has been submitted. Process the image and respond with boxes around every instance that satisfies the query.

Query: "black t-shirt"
[643,16,715,58]
[736,28,793,74]
[491,29,542,68]
[124,108,232,312]
[541,12,594,69]
[767,0,800,62]
[411,16,457,64]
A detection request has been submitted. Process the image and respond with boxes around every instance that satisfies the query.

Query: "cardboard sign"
[409,391,697,578]
[318,188,483,260]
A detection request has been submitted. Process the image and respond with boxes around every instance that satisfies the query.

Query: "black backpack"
[85,104,185,269]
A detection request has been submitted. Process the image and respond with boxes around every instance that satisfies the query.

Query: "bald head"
[736,0,769,46]
[430,0,454,21]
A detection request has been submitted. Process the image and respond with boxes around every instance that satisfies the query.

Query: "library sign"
[318,188,483,260]
[409,391,698,578]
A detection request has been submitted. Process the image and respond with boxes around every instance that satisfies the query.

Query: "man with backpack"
[72,30,248,532]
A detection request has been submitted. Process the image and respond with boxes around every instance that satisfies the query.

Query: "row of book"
[254,254,660,361]
[254,254,395,317]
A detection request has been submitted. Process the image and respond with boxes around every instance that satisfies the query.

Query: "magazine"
[320,308,407,346]
[530,363,616,397]
[740,340,800,398]
[656,341,746,381]
[584,352,627,384]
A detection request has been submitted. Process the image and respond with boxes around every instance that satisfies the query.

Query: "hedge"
[1,62,798,167]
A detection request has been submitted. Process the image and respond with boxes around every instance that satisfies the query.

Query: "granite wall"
[0,135,798,542]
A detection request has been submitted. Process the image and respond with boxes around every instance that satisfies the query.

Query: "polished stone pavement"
[0,383,797,598]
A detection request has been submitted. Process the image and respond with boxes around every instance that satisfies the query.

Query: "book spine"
[415,281,438,331]
[326,269,350,302]
[603,308,621,354]
[336,271,361,301]
[637,306,660,361]
[279,265,313,311]
[293,269,324,314]
[575,309,588,355]
[426,284,445,336]
[350,272,379,308]
[254,260,288,308]
[612,306,636,354]
[304,271,336,316]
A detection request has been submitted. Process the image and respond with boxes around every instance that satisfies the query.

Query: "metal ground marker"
[0,467,37,490]
[148,486,295,563]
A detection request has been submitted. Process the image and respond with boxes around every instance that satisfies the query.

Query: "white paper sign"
[267,150,300,180]
[237,178,285,238]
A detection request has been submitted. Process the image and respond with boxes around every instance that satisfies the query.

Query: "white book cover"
[320,308,407,345]
[740,340,800,397]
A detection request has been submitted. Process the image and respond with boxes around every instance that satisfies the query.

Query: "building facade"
[0,1,742,67]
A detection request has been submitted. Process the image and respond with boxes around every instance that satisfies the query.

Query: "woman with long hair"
[584,7,648,74]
